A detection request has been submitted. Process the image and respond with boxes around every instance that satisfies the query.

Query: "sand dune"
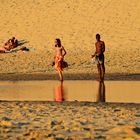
[0,0,140,75]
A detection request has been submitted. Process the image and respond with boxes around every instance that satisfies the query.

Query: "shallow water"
[0,81,139,103]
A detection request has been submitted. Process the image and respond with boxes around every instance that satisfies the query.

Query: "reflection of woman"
[54,38,67,81]
[55,81,64,102]
[97,81,105,102]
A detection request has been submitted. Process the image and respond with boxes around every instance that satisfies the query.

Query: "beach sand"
[0,102,140,139]
[0,1,140,139]
[0,0,140,79]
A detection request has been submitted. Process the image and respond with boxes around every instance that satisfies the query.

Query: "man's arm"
[91,43,97,58]
[91,51,97,58]
[102,41,105,53]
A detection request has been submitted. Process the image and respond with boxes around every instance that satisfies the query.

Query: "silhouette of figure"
[55,81,65,102]
[53,38,67,81]
[91,34,105,81]
[96,81,106,102]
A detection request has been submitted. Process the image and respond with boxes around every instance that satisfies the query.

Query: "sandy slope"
[0,0,140,75]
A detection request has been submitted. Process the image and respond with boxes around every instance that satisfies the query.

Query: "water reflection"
[96,81,106,102]
[54,80,106,103]
[0,81,140,103]
[55,81,65,102]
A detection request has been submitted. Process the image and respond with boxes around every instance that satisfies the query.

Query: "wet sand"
[0,73,140,81]
[0,102,140,140]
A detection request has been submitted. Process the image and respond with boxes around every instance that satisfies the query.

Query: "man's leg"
[97,64,101,81]
[101,63,105,80]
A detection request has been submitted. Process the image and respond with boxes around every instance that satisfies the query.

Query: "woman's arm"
[62,46,66,57]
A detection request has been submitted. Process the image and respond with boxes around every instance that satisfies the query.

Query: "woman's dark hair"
[56,38,61,47]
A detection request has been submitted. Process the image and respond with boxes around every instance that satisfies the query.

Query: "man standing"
[92,34,105,81]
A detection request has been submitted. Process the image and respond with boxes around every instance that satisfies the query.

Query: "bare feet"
[60,78,63,82]
[96,78,102,82]
[96,77,104,82]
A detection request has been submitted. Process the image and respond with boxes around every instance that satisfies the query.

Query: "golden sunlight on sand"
[0,0,140,76]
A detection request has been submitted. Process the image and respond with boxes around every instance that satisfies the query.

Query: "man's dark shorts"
[95,54,104,64]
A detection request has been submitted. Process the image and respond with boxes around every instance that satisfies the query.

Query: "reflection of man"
[92,34,105,81]
[55,81,64,102]
[97,81,105,102]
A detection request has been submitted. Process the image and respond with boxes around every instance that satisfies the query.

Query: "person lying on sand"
[3,38,13,51]
[0,47,7,53]
[0,38,29,53]
[0,37,18,53]
[6,37,18,50]
[9,37,18,49]
[91,34,105,81]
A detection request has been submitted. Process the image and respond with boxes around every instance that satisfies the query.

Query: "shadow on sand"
[17,40,29,46]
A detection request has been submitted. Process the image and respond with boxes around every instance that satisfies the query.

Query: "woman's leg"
[0,47,6,53]
[59,60,64,81]
[58,70,63,81]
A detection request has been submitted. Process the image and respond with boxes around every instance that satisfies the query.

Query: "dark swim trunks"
[95,53,104,64]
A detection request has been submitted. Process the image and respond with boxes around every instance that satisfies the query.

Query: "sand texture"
[0,1,140,139]
[0,102,140,140]
[0,0,140,77]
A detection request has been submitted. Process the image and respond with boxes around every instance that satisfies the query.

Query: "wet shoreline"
[0,80,140,103]
[0,72,139,81]
[0,101,140,105]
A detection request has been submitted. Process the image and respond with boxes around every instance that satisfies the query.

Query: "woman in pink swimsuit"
[54,38,66,81]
